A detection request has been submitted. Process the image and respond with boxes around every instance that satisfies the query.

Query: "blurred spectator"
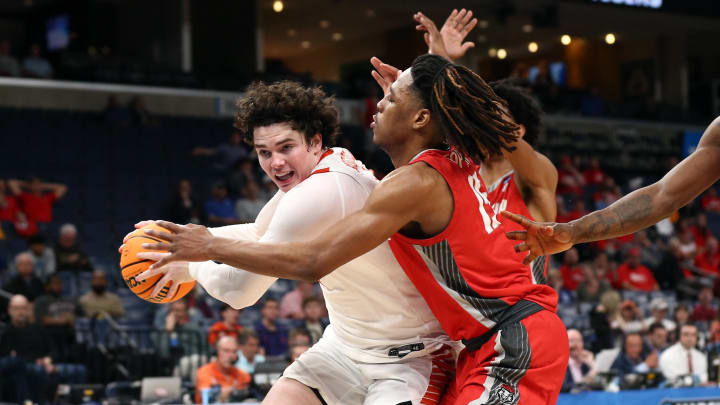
[54,223,92,272]
[582,157,607,187]
[3,252,45,302]
[205,182,238,227]
[690,286,717,323]
[618,247,659,291]
[235,181,265,222]
[157,299,206,359]
[557,156,585,198]
[11,211,37,238]
[33,274,77,360]
[593,252,620,289]
[288,328,311,348]
[301,296,328,344]
[193,132,249,171]
[630,230,663,270]
[208,304,243,347]
[580,86,606,117]
[0,295,55,404]
[695,237,720,275]
[590,289,621,352]
[610,333,658,379]
[21,234,55,280]
[559,248,583,291]
[289,344,310,363]
[706,320,720,353]
[549,268,574,305]
[258,176,278,202]
[593,177,621,210]
[654,238,685,291]
[678,229,698,261]
[235,330,265,374]
[0,40,20,77]
[614,300,646,335]
[576,264,610,303]
[671,304,691,342]
[77,270,125,318]
[103,95,130,126]
[0,179,19,223]
[701,188,720,213]
[566,200,589,222]
[659,324,707,384]
[128,96,156,126]
[646,322,669,355]
[280,281,317,319]
[644,298,676,332]
[562,329,596,393]
[7,177,67,227]
[226,157,257,198]
[690,214,713,249]
[255,298,288,359]
[168,179,202,225]
[21,44,53,79]
[195,335,251,404]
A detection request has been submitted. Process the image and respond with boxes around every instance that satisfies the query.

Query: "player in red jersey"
[141,53,568,404]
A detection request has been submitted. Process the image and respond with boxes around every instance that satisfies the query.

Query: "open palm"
[440,9,478,60]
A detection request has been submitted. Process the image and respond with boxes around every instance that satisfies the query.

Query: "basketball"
[120,223,196,304]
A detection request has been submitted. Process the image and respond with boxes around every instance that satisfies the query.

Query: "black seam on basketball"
[120,259,151,270]
[126,235,165,244]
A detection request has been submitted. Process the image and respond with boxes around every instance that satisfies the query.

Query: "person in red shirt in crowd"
[696,237,720,275]
[279,281,318,319]
[618,247,659,292]
[0,179,19,222]
[691,286,717,323]
[560,247,584,291]
[566,200,589,222]
[7,178,67,224]
[701,187,720,213]
[690,213,714,249]
[207,304,244,347]
[557,156,585,198]
[583,157,607,187]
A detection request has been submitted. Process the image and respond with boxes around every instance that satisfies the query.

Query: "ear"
[516,124,526,139]
[412,108,432,130]
[308,133,323,154]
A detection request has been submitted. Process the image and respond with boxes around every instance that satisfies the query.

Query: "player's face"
[254,123,322,193]
[372,70,422,150]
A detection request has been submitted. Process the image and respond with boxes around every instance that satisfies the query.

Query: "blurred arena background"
[0,0,720,404]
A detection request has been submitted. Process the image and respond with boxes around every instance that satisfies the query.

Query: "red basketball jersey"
[485,171,549,285]
[388,150,558,341]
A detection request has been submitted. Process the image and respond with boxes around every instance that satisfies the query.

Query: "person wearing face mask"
[78,270,125,318]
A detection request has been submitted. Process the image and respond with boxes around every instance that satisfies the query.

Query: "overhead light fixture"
[319,20,330,29]
[478,20,489,29]
[488,48,497,57]
[497,48,507,59]
[272,0,283,13]
[522,24,533,33]
[561,34,571,45]
[301,40,311,49]
[366,9,375,17]
[605,33,616,44]
[528,42,538,53]
[287,29,296,37]
[332,32,343,41]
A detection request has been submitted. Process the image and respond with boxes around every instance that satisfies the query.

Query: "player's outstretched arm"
[143,165,438,282]
[502,139,558,222]
[416,9,477,62]
[505,116,720,260]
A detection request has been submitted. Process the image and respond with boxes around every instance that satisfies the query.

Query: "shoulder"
[379,164,446,196]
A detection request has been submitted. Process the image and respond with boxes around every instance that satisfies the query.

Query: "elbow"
[295,252,326,283]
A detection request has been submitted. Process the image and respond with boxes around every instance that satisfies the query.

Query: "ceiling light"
[561,34,572,45]
[331,32,343,41]
[319,20,330,29]
[522,24,533,33]
[488,48,497,57]
[497,48,507,59]
[272,0,283,13]
[301,41,311,49]
[366,9,375,17]
[287,29,296,37]
[528,42,538,53]
[605,33,616,44]
[478,20,489,29]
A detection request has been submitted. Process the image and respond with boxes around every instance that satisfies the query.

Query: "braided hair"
[410,54,519,163]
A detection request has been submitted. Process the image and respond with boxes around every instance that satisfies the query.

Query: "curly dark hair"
[234,80,339,148]
[410,54,520,163]
[490,79,543,147]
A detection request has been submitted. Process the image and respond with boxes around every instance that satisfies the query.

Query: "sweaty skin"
[503,116,720,264]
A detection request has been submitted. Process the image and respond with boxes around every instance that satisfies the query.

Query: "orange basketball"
[120,223,196,304]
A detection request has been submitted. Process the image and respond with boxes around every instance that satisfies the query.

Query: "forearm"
[188,260,277,309]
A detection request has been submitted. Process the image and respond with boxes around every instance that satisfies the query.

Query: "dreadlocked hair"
[490,78,543,147]
[234,80,339,148]
[410,54,520,163]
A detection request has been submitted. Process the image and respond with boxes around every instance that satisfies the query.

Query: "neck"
[479,157,513,185]
[382,132,444,168]
[217,362,231,373]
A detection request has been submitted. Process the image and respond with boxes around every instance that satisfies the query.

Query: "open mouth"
[275,171,294,181]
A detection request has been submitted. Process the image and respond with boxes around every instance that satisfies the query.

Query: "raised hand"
[370,56,401,97]
[413,12,450,60]
[136,252,194,300]
[141,220,215,268]
[439,9,477,60]
[501,211,575,264]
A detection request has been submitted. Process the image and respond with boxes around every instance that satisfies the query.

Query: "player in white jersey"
[126,81,452,405]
